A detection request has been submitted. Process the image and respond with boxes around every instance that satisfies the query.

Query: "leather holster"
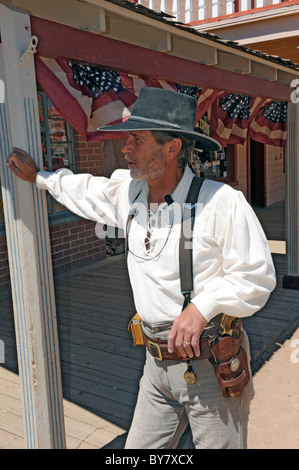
[209,332,250,398]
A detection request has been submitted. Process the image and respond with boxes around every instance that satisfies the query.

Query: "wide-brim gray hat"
[98,87,221,152]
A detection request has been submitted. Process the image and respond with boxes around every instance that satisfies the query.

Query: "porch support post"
[283,101,299,289]
[0,3,66,448]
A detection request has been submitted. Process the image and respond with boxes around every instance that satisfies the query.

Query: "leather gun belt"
[142,330,213,361]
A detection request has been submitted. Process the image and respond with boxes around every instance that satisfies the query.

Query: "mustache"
[125,155,137,164]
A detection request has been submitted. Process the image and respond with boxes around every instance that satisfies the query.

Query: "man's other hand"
[168,303,207,358]
[6,148,39,182]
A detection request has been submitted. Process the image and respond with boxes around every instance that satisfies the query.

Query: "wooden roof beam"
[30,16,294,101]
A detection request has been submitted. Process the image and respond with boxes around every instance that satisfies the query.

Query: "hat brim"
[98,120,222,152]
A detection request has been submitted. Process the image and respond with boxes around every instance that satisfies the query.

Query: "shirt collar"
[171,166,194,204]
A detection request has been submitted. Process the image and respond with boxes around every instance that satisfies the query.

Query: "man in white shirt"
[6,87,276,449]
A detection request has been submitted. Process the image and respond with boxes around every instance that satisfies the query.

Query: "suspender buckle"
[182,291,191,310]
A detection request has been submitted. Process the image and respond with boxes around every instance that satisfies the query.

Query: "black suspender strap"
[125,190,142,254]
[125,211,134,255]
[179,176,205,310]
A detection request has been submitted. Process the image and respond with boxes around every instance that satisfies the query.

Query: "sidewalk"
[247,327,299,449]
[0,365,126,449]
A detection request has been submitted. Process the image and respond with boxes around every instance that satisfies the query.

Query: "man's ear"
[166,138,182,159]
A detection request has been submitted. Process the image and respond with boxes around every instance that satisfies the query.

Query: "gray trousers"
[125,325,254,449]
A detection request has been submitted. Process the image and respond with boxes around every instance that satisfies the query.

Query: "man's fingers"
[168,305,207,358]
[6,159,20,174]
[6,153,23,170]
[5,158,13,168]
[174,333,188,358]
[191,335,201,357]
[168,327,195,358]
[167,329,176,354]
[7,150,24,163]
[6,158,36,182]
[182,340,194,358]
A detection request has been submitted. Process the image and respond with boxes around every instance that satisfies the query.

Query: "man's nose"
[121,135,134,154]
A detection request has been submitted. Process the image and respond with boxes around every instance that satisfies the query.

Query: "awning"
[35,56,288,147]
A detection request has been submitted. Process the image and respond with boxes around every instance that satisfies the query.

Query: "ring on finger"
[183,340,191,345]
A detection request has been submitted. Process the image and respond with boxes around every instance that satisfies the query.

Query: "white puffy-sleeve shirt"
[36,166,276,325]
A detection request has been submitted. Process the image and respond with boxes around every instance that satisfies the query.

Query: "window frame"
[38,91,79,225]
[215,144,237,185]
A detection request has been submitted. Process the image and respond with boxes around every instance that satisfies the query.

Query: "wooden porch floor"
[1,200,299,448]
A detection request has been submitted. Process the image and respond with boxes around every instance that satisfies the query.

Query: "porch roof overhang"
[190,0,299,34]
[25,0,299,102]
[190,0,299,49]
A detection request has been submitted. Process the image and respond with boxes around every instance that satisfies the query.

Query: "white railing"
[136,0,286,24]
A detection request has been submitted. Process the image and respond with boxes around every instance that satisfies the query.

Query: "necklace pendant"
[184,358,197,384]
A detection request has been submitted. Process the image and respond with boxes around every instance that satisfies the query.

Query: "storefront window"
[190,146,233,180]
[191,114,235,182]
[38,92,76,214]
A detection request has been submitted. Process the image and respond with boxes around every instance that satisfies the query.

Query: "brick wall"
[74,132,105,175]
[50,218,106,274]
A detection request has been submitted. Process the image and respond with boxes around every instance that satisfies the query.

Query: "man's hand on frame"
[6,147,39,183]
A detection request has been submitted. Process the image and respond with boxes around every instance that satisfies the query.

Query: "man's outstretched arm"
[6,147,132,229]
